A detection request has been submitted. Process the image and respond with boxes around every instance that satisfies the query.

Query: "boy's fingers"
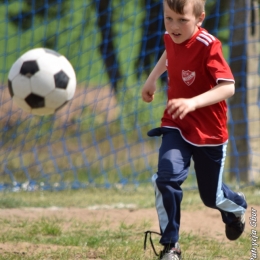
[148,91,155,97]
[167,102,177,114]
[142,93,153,102]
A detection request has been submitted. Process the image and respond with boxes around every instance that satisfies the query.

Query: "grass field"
[0,185,259,259]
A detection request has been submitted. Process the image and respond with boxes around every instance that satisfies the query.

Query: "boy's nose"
[170,21,179,30]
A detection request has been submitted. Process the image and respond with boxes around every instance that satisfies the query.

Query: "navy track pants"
[148,127,247,245]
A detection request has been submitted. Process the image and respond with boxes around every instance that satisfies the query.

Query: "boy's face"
[164,1,205,44]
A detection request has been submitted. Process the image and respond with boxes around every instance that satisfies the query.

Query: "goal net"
[0,0,259,191]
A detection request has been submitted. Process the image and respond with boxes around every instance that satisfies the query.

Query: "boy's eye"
[165,17,172,21]
[180,18,188,22]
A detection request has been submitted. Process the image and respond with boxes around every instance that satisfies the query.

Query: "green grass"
[0,185,154,209]
[1,184,259,209]
[0,222,251,259]
[0,185,259,259]
[0,217,252,260]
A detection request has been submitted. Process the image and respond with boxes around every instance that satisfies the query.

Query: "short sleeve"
[207,40,235,84]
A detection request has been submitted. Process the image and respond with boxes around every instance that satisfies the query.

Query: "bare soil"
[0,205,259,257]
[0,84,119,125]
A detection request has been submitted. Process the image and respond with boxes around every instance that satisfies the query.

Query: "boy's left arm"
[167,81,235,120]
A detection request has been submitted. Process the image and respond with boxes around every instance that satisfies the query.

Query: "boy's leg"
[192,143,247,224]
[149,128,192,245]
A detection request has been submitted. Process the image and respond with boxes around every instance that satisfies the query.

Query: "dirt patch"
[0,205,259,259]
[0,205,259,242]
[0,84,119,125]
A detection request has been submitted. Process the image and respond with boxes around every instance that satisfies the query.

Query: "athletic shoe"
[143,231,181,260]
[225,192,246,240]
[159,243,182,260]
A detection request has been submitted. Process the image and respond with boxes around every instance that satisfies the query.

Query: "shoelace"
[144,230,162,257]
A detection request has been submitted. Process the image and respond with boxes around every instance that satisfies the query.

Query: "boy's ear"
[197,12,205,26]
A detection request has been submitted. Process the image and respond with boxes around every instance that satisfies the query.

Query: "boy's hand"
[167,98,197,120]
[141,81,156,103]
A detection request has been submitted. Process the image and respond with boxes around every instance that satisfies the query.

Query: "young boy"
[141,0,247,259]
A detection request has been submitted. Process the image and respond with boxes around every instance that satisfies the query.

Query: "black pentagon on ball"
[43,48,61,57]
[25,93,45,108]
[54,70,69,89]
[8,80,14,97]
[20,60,39,77]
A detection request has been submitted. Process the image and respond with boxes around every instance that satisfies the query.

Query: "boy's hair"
[164,0,206,17]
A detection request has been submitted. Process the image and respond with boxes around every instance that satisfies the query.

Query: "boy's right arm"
[141,51,167,103]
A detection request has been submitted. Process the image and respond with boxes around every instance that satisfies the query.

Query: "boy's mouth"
[172,33,181,37]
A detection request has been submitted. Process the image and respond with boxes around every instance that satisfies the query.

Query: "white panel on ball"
[37,53,62,75]
[12,76,31,98]
[30,71,55,96]
[20,48,46,62]
[59,56,76,76]
[67,76,77,100]
[13,96,31,113]
[8,58,24,81]
[45,88,68,108]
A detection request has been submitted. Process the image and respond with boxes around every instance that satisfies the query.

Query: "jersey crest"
[182,70,196,86]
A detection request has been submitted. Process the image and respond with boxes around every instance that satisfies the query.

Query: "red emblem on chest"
[182,70,196,86]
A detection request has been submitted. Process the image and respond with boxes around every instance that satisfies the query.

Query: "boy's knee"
[200,194,217,208]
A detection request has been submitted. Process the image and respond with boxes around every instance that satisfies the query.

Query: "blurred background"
[0,0,259,191]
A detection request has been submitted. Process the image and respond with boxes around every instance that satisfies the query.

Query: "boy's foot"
[159,243,182,260]
[225,192,246,240]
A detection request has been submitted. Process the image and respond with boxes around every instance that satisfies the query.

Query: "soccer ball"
[8,48,77,115]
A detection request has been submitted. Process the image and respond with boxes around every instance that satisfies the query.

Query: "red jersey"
[162,27,234,146]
